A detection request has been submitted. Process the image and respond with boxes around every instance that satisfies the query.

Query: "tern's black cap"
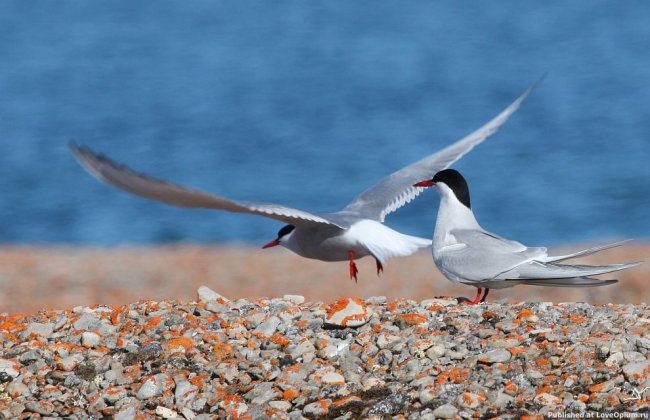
[432,169,471,209]
[277,224,296,239]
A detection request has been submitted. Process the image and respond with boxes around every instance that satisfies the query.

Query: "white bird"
[70,82,536,282]
[414,169,641,304]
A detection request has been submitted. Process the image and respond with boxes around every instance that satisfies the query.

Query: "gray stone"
[283,295,305,304]
[137,373,169,400]
[57,354,84,371]
[115,406,137,420]
[81,331,101,348]
[432,404,458,418]
[622,360,650,385]
[24,322,54,338]
[174,380,199,408]
[197,286,229,303]
[304,399,331,416]
[478,348,511,364]
[253,316,281,336]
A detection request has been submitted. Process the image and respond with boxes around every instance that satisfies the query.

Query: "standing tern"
[70,82,536,281]
[414,169,641,303]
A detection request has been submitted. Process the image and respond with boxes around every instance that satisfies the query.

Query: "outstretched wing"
[343,77,543,221]
[69,142,344,228]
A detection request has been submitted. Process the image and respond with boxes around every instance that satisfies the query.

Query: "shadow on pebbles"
[0,286,648,418]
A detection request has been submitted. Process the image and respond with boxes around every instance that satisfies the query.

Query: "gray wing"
[69,142,344,229]
[441,229,547,282]
[343,78,542,221]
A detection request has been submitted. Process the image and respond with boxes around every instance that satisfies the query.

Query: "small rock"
[478,348,511,364]
[81,331,101,348]
[426,343,446,360]
[421,298,456,308]
[175,380,199,408]
[366,296,387,305]
[137,373,169,400]
[494,392,514,409]
[534,392,561,405]
[197,286,229,303]
[156,406,177,418]
[24,400,54,416]
[325,298,369,328]
[622,360,650,385]
[180,407,197,420]
[304,399,330,416]
[432,404,458,419]
[5,379,31,398]
[495,320,518,333]
[24,322,54,338]
[419,387,437,405]
[289,340,316,361]
[377,333,402,350]
[321,371,345,384]
[253,316,281,337]
[115,406,136,420]
[269,400,292,411]
[283,295,305,304]
[56,354,84,372]
[458,392,485,409]
[0,359,20,378]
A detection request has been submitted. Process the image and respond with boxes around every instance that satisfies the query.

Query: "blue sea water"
[1,2,649,247]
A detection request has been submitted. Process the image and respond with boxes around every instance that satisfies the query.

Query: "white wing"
[343,77,543,221]
[70,142,344,228]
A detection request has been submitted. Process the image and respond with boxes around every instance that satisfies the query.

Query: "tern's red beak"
[413,180,435,187]
[262,239,280,249]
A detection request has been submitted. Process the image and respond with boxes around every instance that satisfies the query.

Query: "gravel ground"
[0,287,648,418]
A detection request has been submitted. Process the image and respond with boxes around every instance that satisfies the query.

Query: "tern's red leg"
[375,259,383,276]
[480,288,490,303]
[464,287,483,305]
[348,250,358,283]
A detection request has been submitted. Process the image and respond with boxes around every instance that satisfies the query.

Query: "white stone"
[137,374,168,400]
[321,371,345,384]
[268,400,292,411]
[479,349,511,364]
[253,316,281,337]
[283,294,305,304]
[81,332,101,348]
[534,393,561,405]
[197,286,229,303]
[432,403,458,418]
[0,358,20,378]
[155,406,177,419]
[325,298,369,327]
[622,360,650,385]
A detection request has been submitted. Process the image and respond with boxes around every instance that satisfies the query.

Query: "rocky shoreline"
[0,287,648,418]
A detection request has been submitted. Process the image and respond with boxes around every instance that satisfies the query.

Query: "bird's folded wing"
[69,142,344,228]
[342,77,543,222]
[439,229,547,282]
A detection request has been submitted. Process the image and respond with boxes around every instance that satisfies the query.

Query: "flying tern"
[70,82,537,281]
[414,169,641,303]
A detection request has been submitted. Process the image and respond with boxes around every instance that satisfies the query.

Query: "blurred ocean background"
[1,2,649,247]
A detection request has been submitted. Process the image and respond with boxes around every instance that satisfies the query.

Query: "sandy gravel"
[0,289,648,418]
[0,244,647,314]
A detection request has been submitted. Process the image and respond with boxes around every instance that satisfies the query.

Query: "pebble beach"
[0,288,649,418]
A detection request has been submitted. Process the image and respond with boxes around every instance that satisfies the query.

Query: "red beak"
[413,180,435,187]
[262,239,280,249]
